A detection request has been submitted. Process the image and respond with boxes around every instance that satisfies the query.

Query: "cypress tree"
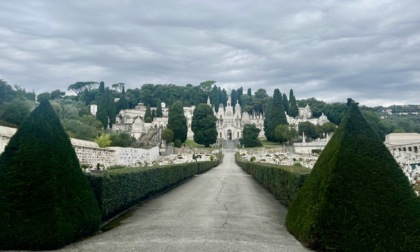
[168,101,187,143]
[282,93,289,114]
[288,89,299,117]
[156,99,163,117]
[96,82,108,129]
[264,89,288,141]
[144,104,152,123]
[286,100,420,251]
[106,88,116,128]
[98,81,105,93]
[0,101,101,250]
[116,86,127,114]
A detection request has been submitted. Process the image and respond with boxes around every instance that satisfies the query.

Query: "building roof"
[385,133,420,146]
[70,138,100,148]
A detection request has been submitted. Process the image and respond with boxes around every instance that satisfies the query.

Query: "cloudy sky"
[1,0,419,106]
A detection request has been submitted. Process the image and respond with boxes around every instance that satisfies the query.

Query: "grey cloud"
[0,0,419,105]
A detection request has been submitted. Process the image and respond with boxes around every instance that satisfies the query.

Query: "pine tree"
[0,101,101,250]
[264,89,288,141]
[282,93,289,114]
[286,100,420,251]
[191,103,217,147]
[288,89,299,117]
[168,101,188,143]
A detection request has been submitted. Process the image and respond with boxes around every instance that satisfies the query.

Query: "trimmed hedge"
[236,154,310,207]
[286,102,420,251]
[0,101,101,250]
[88,160,219,221]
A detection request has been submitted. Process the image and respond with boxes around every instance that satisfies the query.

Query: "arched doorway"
[227,129,232,140]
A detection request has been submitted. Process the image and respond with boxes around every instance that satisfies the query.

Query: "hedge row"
[236,154,310,207]
[87,160,219,221]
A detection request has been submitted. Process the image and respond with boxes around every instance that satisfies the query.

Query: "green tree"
[282,93,289,114]
[96,83,108,128]
[50,89,65,100]
[168,101,187,143]
[115,86,127,113]
[96,86,116,129]
[275,124,297,144]
[37,92,51,102]
[111,82,124,93]
[68,81,98,96]
[320,122,337,135]
[298,121,319,140]
[0,100,100,250]
[199,80,216,94]
[252,88,269,114]
[95,133,112,148]
[144,105,152,123]
[240,124,262,147]
[264,89,288,141]
[162,128,174,144]
[0,79,15,105]
[106,88,116,128]
[288,89,299,117]
[286,100,420,251]
[156,99,163,117]
[191,103,217,147]
[110,132,135,147]
[0,98,34,126]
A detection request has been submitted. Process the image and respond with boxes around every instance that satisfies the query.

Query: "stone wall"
[108,146,160,166]
[0,126,160,170]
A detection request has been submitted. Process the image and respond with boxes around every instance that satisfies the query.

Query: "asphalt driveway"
[61,152,308,252]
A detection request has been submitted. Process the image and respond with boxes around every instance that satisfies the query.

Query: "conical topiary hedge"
[0,100,101,250]
[286,100,420,251]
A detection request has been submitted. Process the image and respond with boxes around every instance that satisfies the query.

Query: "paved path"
[61,152,308,252]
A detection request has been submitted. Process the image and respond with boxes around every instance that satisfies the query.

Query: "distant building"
[112,93,330,141]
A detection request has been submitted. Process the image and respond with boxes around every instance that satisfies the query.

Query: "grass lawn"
[184,139,207,148]
[259,138,282,148]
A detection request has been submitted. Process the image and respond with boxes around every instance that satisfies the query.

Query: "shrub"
[174,139,182,147]
[286,101,420,251]
[311,149,322,154]
[293,162,302,167]
[87,160,219,221]
[0,101,101,250]
[236,154,310,207]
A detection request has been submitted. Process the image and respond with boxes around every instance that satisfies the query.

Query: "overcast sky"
[1,0,419,106]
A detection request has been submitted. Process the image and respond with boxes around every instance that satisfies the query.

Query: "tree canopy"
[240,124,262,147]
[191,103,217,147]
[264,89,288,141]
[168,101,188,143]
